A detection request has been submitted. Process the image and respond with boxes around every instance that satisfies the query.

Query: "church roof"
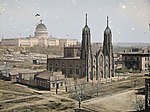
[104,27,111,34]
[83,25,90,32]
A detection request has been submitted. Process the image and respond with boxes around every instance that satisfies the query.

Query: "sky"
[0,0,150,43]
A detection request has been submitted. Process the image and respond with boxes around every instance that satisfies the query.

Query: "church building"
[102,16,115,79]
[47,14,115,81]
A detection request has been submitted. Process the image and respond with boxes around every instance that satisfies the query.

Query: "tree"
[72,74,79,93]
[133,96,145,111]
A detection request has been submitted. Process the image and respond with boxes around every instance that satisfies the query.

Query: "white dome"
[34,20,48,37]
[36,23,47,31]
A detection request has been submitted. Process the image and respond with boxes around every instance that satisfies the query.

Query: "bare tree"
[132,96,145,111]
[72,74,79,93]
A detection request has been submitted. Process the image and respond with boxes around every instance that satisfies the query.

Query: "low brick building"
[8,68,36,82]
[35,71,65,90]
[47,46,85,77]
[17,70,65,90]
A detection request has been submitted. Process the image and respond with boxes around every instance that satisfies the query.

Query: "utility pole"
[49,76,51,91]
[56,76,59,94]
[65,67,67,92]
[4,61,8,77]
[79,83,83,108]
[134,79,137,105]
[79,58,82,78]
[80,83,83,99]
[91,55,94,86]
[148,65,150,76]
[97,80,99,97]
[79,96,81,108]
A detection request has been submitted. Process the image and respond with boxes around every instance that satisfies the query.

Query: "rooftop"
[48,57,80,60]
[9,68,38,76]
[36,70,64,80]
[120,52,150,55]
[35,20,47,31]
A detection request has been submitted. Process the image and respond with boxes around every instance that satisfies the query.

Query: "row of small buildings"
[1,68,65,90]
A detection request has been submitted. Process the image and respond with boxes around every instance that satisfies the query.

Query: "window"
[125,57,127,60]
[60,82,63,86]
[49,67,52,71]
[76,68,79,74]
[70,68,73,74]
[145,63,149,68]
[52,83,55,87]
[76,50,80,56]
[67,50,72,57]
[145,57,147,61]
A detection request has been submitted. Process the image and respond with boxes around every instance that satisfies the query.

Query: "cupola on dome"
[34,20,48,37]
[35,20,47,31]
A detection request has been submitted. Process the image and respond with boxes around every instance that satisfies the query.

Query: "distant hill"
[92,42,150,53]
[113,42,150,47]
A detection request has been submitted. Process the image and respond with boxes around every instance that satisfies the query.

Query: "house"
[120,48,150,73]
[35,70,65,90]
[8,68,37,82]
[9,68,65,90]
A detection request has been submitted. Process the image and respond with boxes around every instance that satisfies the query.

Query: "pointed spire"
[107,16,109,27]
[85,13,87,26]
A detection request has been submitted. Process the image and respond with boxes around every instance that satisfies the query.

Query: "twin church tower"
[47,14,114,82]
[81,14,114,81]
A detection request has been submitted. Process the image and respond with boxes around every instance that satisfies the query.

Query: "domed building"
[33,20,49,47]
[35,20,48,38]
[0,20,78,47]
[0,20,49,47]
